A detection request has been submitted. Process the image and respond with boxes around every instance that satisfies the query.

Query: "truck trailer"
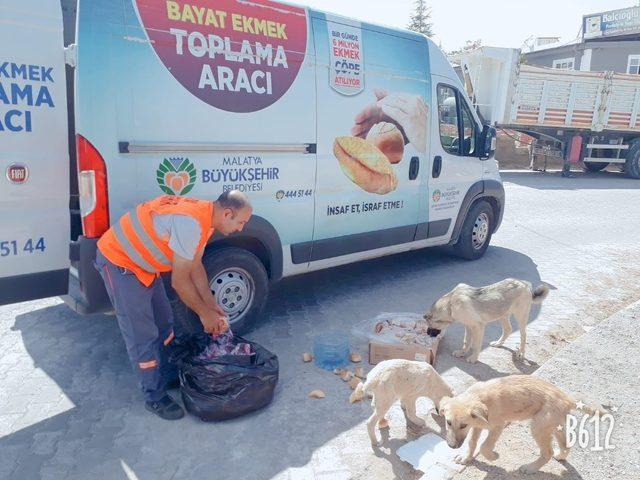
[460,46,640,178]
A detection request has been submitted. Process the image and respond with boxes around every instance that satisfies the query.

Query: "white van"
[0,0,503,332]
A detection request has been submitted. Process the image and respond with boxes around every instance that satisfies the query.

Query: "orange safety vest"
[98,195,214,286]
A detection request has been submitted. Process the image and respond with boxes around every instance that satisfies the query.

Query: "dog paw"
[378,418,389,429]
[452,349,467,358]
[515,350,525,360]
[481,449,499,461]
[518,464,540,474]
[454,454,472,465]
[466,356,479,364]
[489,340,504,347]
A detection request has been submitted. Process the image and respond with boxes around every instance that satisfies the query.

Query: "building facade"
[524,5,640,75]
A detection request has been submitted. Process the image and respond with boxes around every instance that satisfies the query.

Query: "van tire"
[171,247,269,335]
[453,200,494,260]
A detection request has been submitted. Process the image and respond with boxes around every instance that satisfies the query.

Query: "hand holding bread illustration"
[334,89,427,195]
[351,89,428,153]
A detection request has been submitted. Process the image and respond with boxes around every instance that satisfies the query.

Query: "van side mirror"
[479,125,497,160]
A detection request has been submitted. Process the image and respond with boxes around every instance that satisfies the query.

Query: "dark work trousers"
[95,250,178,402]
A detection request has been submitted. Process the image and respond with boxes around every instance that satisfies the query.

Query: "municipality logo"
[432,189,441,203]
[156,157,196,196]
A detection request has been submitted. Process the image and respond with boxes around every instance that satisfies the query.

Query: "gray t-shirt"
[152,214,201,260]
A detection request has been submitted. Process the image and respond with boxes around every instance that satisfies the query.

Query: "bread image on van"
[333,136,398,194]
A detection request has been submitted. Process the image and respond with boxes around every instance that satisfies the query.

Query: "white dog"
[350,359,454,446]
[424,279,549,363]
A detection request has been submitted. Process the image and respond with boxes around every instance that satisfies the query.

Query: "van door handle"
[432,156,442,178]
[409,156,420,180]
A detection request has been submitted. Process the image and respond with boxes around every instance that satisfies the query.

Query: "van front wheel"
[453,201,494,260]
[171,247,269,335]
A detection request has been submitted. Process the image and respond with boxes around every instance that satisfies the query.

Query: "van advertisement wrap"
[134,0,307,112]
[76,0,430,250]
[0,0,71,282]
[0,62,56,133]
[312,13,430,240]
[328,22,364,95]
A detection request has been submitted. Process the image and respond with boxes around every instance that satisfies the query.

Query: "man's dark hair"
[216,190,251,215]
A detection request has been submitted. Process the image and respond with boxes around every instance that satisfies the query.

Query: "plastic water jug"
[313,331,350,371]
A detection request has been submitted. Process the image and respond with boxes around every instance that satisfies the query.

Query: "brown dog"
[439,375,603,474]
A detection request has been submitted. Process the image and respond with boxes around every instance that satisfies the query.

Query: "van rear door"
[0,0,70,305]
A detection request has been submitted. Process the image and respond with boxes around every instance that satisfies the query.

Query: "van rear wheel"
[171,247,269,335]
[453,200,494,260]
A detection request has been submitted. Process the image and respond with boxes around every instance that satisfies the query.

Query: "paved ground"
[455,300,640,480]
[1,170,640,480]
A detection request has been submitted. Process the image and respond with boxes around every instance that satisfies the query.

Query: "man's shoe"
[145,395,185,420]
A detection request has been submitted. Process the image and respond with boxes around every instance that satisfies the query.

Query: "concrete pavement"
[1,170,639,479]
[454,299,640,480]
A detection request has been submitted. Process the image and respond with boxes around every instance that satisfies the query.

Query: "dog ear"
[470,402,489,425]
[438,396,451,415]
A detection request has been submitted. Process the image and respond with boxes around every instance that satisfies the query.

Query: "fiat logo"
[6,164,29,184]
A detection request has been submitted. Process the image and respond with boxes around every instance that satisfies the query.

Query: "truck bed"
[460,47,640,134]
[510,65,640,133]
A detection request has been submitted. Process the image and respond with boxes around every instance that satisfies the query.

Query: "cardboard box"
[368,334,442,365]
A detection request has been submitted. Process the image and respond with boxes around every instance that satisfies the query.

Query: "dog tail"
[531,284,550,304]
[349,381,366,404]
[569,396,609,417]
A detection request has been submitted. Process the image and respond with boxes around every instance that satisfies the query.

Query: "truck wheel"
[625,141,640,179]
[582,161,608,172]
[453,200,494,260]
[171,247,269,335]
[583,148,616,173]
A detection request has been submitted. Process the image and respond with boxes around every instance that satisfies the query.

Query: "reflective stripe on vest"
[112,220,157,273]
[99,196,213,282]
[127,209,171,267]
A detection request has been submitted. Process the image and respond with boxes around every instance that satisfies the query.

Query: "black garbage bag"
[170,332,279,421]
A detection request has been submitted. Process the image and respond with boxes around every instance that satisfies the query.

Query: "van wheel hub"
[472,213,490,250]
[210,268,254,324]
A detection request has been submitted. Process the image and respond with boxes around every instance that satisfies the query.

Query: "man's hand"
[172,254,229,335]
[213,301,227,318]
[200,311,229,335]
